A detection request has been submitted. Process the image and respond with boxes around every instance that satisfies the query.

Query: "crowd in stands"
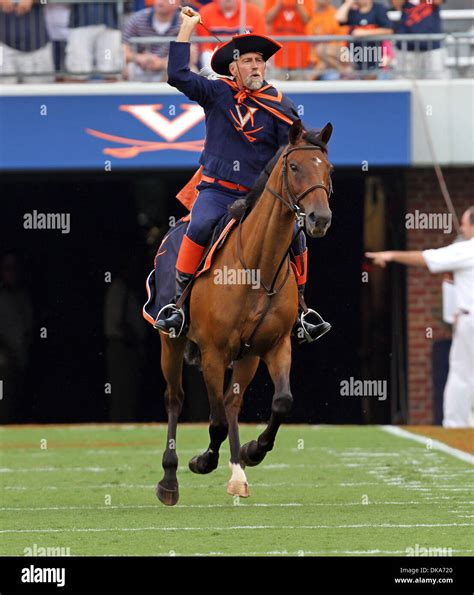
[0,0,456,83]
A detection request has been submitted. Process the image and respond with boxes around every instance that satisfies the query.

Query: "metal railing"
[0,1,473,82]
[128,33,474,80]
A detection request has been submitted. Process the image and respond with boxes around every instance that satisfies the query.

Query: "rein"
[235,144,332,358]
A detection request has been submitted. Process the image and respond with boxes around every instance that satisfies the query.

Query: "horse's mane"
[228,129,328,220]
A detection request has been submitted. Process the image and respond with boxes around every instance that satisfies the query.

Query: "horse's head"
[285,119,333,238]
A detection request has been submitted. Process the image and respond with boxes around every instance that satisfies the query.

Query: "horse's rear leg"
[223,355,260,498]
[240,337,292,467]
[156,334,186,506]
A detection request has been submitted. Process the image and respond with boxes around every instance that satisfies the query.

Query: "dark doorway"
[0,167,379,424]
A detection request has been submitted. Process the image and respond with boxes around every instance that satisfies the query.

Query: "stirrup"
[153,303,186,338]
[298,308,331,343]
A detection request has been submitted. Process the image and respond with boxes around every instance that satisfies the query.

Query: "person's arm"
[0,0,15,14]
[15,0,33,15]
[335,0,355,24]
[365,251,427,268]
[295,0,310,25]
[353,4,394,36]
[266,0,283,26]
[352,26,393,37]
[123,43,133,65]
[123,15,140,66]
[168,7,219,105]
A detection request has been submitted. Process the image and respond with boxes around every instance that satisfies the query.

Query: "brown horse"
[157,119,333,505]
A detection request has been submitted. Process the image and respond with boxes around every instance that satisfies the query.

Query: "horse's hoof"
[156,481,179,506]
[227,480,250,498]
[188,453,218,475]
[240,440,266,467]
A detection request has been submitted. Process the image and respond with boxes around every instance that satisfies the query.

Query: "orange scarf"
[221,78,295,126]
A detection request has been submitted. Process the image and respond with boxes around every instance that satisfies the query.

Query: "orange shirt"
[196,1,267,53]
[305,5,348,65]
[265,0,312,69]
[265,0,313,69]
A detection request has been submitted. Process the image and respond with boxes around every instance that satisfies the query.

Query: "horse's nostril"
[308,213,331,229]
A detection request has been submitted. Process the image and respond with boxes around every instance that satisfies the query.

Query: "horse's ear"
[319,122,333,144]
[289,119,304,145]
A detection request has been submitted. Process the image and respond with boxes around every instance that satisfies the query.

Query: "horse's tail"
[184,339,202,369]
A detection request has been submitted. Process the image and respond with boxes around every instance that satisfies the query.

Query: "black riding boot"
[293,285,331,343]
[153,271,193,336]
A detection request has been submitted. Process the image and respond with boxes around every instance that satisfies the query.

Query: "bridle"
[237,142,333,297]
[267,144,333,227]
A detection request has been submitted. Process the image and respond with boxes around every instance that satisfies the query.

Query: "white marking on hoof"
[229,462,247,484]
[227,463,249,497]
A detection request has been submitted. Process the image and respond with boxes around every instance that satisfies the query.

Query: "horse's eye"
[290,163,298,172]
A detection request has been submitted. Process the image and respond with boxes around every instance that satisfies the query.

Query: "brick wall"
[405,167,473,424]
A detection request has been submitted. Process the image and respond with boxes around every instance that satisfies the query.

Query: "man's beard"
[244,75,264,90]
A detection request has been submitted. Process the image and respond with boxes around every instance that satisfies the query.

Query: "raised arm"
[335,0,355,24]
[167,7,219,106]
[176,6,201,43]
[266,0,283,26]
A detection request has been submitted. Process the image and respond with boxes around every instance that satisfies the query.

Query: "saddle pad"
[143,216,237,326]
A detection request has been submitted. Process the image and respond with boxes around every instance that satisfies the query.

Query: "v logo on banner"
[86,103,205,158]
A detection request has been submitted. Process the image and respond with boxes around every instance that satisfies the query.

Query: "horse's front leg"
[156,335,186,506]
[240,336,293,467]
[197,348,236,494]
[223,355,260,498]
[188,391,228,475]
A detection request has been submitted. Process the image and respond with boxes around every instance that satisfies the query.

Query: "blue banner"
[0,90,410,170]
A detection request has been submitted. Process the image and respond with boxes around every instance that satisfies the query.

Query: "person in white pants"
[366,206,474,428]
[0,0,54,83]
[65,2,122,79]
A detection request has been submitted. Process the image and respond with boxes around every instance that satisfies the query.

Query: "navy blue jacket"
[167,41,298,188]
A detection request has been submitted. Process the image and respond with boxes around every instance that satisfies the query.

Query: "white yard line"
[1,522,472,534]
[0,467,131,473]
[0,500,433,512]
[381,426,473,465]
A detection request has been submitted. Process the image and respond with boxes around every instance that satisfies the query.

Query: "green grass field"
[1,424,472,556]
